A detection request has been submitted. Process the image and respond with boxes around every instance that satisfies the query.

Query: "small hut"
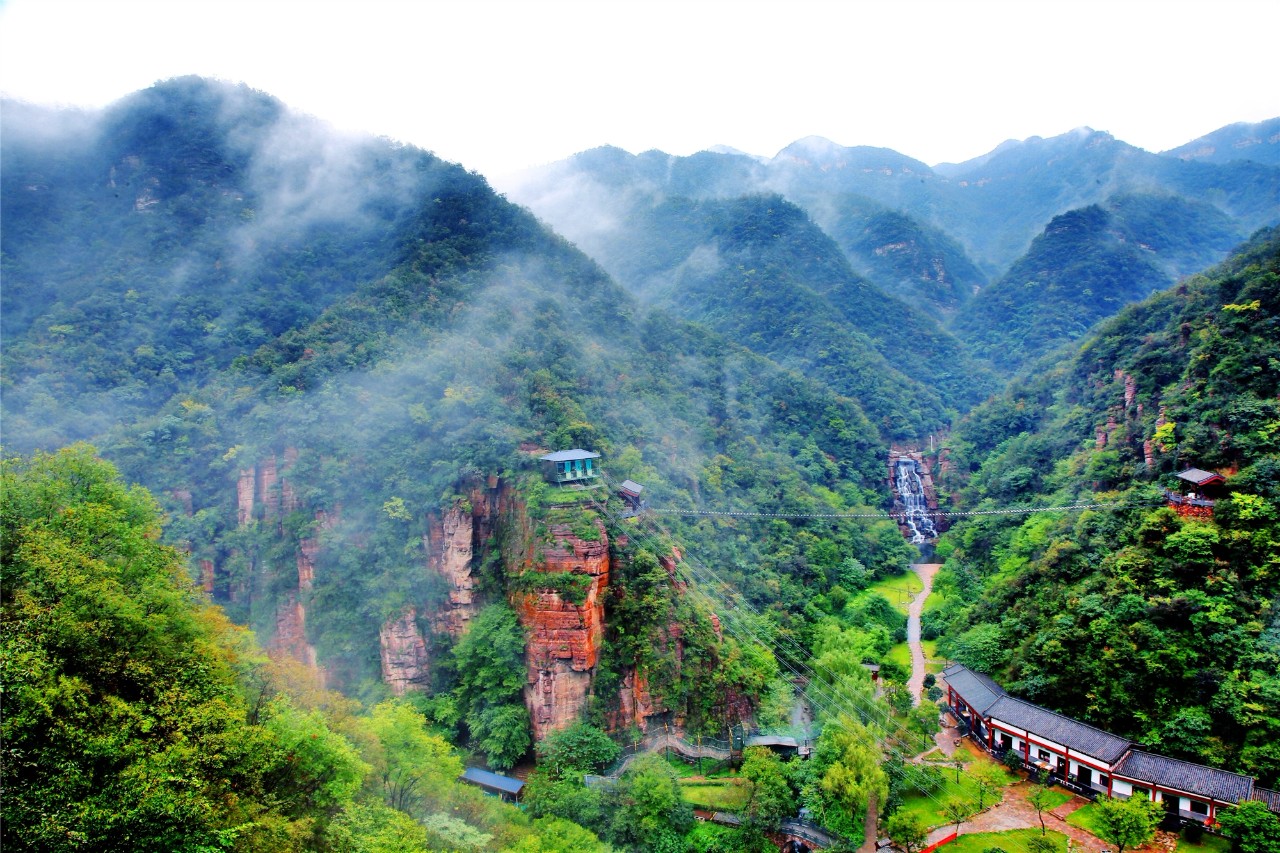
[1166,467,1226,518]
[618,479,645,509]
[460,767,524,802]
[539,449,600,485]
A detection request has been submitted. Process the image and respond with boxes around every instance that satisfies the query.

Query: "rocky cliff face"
[515,517,610,741]
[375,480,505,692]
[379,608,431,695]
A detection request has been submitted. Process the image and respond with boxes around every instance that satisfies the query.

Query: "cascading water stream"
[894,458,937,544]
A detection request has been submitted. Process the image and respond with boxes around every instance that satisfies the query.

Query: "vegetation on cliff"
[1,446,607,851]
[933,228,1280,784]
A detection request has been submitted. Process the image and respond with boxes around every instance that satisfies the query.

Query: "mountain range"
[3,76,1280,851]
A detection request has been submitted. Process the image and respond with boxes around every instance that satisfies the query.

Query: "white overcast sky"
[2,0,1278,181]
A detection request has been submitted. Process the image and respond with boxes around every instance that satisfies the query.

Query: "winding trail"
[907,563,942,705]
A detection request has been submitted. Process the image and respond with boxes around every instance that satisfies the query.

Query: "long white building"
[942,663,1278,826]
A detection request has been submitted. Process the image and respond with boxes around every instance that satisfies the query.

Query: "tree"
[609,753,691,851]
[364,700,462,814]
[537,721,620,780]
[885,811,928,853]
[1215,800,1280,853]
[740,746,796,828]
[813,715,890,837]
[943,798,968,838]
[970,762,1005,811]
[452,603,531,769]
[1092,795,1163,853]
[1026,784,1056,836]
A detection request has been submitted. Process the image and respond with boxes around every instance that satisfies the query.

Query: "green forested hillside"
[2,447,603,852]
[583,193,997,434]
[1,78,914,708]
[2,77,446,448]
[932,228,1280,785]
[823,196,987,318]
[951,194,1247,373]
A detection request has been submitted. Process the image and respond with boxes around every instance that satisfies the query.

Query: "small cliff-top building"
[540,449,600,485]
[1165,467,1226,519]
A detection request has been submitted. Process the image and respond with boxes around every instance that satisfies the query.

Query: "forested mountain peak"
[1163,117,1280,166]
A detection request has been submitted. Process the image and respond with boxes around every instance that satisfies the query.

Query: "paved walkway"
[924,779,1113,852]
[907,563,942,705]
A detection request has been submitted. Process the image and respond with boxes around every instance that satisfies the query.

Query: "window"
[1189,800,1209,815]
[1098,774,1110,788]
[1038,749,1051,761]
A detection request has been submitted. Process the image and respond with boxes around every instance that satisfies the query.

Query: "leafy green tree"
[943,798,969,838]
[364,700,462,814]
[1026,784,1057,836]
[811,715,889,838]
[609,753,692,851]
[1215,800,1280,853]
[323,801,432,852]
[885,810,928,853]
[1092,795,1163,853]
[452,602,531,769]
[970,762,1005,811]
[264,700,370,814]
[740,746,796,828]
[1,447,296,850]
[522,772,609,834]
[537,721,620,779]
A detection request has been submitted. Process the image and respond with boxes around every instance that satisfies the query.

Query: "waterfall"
[894,458,937,544]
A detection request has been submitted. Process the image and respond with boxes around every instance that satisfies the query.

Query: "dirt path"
[907,563,941,705]
[924,780,1113,852]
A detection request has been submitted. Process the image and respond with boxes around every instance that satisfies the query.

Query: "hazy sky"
[2,0,1277,180]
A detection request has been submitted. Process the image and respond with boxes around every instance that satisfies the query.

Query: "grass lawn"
[1175,833,1231,853]
[1026,786,1073,812]
[895,760,1018,829]
[1064,801,1105,837]
[944,829,1070,852]
[886,642,912,672]
[922,589,946,612]
[663,753,733,778]
[885,639,941,677]
[868,571,923,615]
[679,778,749,811]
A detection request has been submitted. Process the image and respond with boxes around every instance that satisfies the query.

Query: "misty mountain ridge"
[508,119,1278,374]
[1162,116,1280,166]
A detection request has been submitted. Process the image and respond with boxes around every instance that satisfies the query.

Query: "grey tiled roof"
[1254,787,1280,814]
[986,696,1134,764]
[1177,467,1223,485]
[940,663,1006,715]
[1115,750,1254,804]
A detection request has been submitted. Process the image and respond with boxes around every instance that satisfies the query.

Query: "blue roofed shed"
[539,449,600,484]
[460,767,525,802]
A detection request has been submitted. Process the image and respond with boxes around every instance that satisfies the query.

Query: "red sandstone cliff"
[515,518,610,741]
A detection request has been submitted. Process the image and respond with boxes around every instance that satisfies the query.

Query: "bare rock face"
[273,593,318,669]
[281,447,300,513]
[612,667,660,730]
[379,608,430,695]
[427,504,480,636]
[517,519,610,740]
[258,455,281,520]
[237,468,256,527]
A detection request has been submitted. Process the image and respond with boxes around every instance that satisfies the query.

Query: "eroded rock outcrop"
[380,608,430,695]
[426,503,481,636]
[274,594,318,669]
[516,518,610,741]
